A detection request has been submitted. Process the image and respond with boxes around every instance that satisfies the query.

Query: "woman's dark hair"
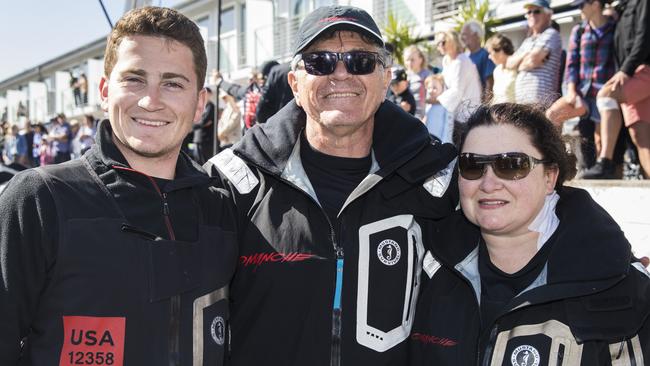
[458,103,577,190]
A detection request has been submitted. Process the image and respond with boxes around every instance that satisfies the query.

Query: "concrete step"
[568,179,650,259]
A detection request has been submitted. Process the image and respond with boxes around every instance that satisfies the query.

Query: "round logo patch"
[377,239,401,266]
[210,316,225,346]
[510,345,540,366]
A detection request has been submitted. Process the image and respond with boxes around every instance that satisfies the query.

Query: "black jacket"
[410,187,650,365]
[205,100,459,366]
[255,62,294,123]
[0,120,238,365]
[615,0,650,75]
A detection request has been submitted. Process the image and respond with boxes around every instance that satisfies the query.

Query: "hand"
[564,89,577,105]
[610,71,629,90]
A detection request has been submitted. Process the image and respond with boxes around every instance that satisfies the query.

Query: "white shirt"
[438,53,482,123]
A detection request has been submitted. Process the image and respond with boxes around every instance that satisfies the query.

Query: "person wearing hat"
[506,0,563,105]
[204,5,458,366]
[388,67,417,115]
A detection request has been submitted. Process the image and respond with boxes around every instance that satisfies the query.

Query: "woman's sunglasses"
[294,51,385,76]
[459,152,549,180]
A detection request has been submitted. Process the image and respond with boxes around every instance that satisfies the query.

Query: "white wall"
[28,82,47,123]
[87,59,104,108]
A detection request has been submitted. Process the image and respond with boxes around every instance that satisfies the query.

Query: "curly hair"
[458,103,577,190]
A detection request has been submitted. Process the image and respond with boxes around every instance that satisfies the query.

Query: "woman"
[410,103,650,365]
[403,45,432,119]
[428,30,481,126]
[486,34,517,104]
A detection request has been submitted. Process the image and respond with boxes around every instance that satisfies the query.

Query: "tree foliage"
[452,0,500,43]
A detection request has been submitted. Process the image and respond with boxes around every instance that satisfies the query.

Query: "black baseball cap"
[293,5,384,56]
[391,67,408,83]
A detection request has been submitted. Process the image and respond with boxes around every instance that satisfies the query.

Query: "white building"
[0,0,585,125]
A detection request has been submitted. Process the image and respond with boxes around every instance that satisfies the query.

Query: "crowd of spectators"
[2,0,648,181]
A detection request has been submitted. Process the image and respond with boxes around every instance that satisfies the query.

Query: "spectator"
[70,73,82,107]
[410,102,650,365]
[78,114,97,156]
[388,67,416,115]
[423,73,454,143]
[486,33,517,103]
[21,121,35,167]
[583,0,650,179]
[507,0,563,105]
[68,119,82,159]
[192,87,216,163]
[403,45,432,118]
[255,62,293,123]
[2,124,28,167]
[546,0,616,173]
[461,19,495,101]
[49,113,72,163]
[31,123,47,166]
[216,90,242,148]
[430,30,481,126]
[205,5,458,365]
[79,73,88,105]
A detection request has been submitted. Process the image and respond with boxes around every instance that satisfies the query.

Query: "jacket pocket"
[356,214,425,352]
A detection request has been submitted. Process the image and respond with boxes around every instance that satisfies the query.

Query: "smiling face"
[526,6,551,34]
[288,31,391,141]
[459,124,558,237]
[100,35,205,163]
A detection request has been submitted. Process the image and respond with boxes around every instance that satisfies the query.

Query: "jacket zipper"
[330,226,344,366]
[112,165,179,365]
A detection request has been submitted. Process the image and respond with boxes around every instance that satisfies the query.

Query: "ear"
[545,166,559,194]
[193,88,208,122]
[99,76,109,111]
[287,70,301,107]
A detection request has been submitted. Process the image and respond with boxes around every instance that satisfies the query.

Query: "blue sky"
[0,0,178,82]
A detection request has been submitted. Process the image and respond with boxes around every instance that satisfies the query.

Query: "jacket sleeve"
[0,170,58,363]
[193,102,215,131]
[220,80,248,101]
[620,0,650,76]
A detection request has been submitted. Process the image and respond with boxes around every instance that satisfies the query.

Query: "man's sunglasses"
[458,152,549,180]
[294,51,385,76]
[526,9,543,15]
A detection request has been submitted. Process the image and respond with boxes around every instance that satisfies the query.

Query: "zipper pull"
[336,246,344,260]
[162,192,170,216]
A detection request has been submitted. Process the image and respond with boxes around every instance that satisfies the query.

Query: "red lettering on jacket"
[240,252,318,267]
[318,16,357,23]
[411,332,458,347]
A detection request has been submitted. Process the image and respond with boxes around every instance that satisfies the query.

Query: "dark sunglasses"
[526,9,543,15]
[458,152,549,180]
[295,51,385,76]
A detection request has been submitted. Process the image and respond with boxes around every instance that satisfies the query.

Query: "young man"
[583,0,650,179]
[0,7,237,365]
[546,0,616,172]
[205,5,458,366]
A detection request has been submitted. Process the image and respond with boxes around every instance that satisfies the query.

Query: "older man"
[205,5,458,366]
[507,0,563,104]
[461,20,495,101]
[0,7,237,365]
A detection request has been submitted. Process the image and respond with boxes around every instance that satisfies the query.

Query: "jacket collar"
[85,119,212,192]
[435,187,632,298]
[232,99,436,178]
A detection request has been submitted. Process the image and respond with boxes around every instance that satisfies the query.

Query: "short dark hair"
[458,103,577,190]
[104,6,207,90]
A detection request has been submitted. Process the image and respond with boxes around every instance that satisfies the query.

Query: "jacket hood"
[232,100,440,177]
[433,187,632,289]
[85,119,212,191]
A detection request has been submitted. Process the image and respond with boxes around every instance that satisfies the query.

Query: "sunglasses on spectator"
[458,152,549,180]
[526,9,543,15]
[294,51,385,76]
